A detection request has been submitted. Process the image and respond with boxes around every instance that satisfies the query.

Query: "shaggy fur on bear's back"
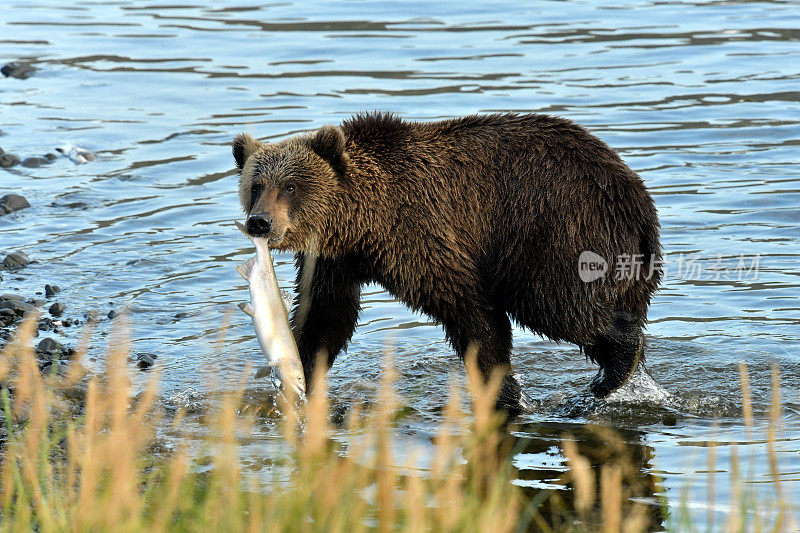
[322,113,659,339]
[234,112,661,412]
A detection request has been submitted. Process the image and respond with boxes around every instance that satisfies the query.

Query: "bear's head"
[233,126,348,251]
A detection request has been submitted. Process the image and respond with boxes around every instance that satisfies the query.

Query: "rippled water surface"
[2,0,799,528]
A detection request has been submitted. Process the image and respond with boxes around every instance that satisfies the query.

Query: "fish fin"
[280,290,293,316]
[238,302,255,317]
[234,220,253,243]
[254,365,271,379]
[236,257,256,279]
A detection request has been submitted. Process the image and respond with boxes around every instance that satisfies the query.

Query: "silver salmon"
[235,220,305,398]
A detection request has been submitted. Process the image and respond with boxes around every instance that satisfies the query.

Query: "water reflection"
[509,422,664,530]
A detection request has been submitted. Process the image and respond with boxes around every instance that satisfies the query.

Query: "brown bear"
[233,112,661,413]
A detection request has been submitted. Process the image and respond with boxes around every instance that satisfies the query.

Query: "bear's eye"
[284,184,296,195]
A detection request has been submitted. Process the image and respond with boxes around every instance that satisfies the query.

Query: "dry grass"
[0,316,523,532]
[0,315,796,532]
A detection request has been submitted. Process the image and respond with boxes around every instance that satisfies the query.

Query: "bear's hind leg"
[585,311,644,398]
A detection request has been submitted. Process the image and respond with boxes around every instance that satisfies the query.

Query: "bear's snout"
[246,212,273,237]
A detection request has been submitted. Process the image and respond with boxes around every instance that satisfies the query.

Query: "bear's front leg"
[290,253,363,389]
[443,309,530,417]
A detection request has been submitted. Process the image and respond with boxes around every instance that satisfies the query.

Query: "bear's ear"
[232,133,261,170]
[309,125,348,175]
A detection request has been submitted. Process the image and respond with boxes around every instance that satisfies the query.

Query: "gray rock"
[45,284,61,297]
[1,62,36,79]
[49,302,65,316]
[135,353,155,369]
[84,310,99,322]
[107,309,117,319]
[41,361,70,379]
[62,381,87,401]
[0,299,35,316]
[0,308,17,326]
[20,156,49,168]
[36,337,63,355]
[0,62,33,78]
[0,153,20,168]
[0,293,25,301]
[44,153,58,161]
[0,194,30,215]
[2,251,30,270]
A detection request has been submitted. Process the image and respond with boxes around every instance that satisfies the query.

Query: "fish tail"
[236,257,256,279]
[234,220,253,244]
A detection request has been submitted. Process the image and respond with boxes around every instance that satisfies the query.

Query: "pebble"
[36,337,64,356]
[0,308,17,326]
[20,156,50,168]
[1,62,36,79]
[107,310,117,319]
[134,353,155,369]
[84,310,99,322]
[49,302,65,316]
[2,251,30,270]
[45,284,61,297]
[44,153,58,161]
[0,153,21,168]
[56,144,96,165]
[0,193,30,215]
[41,361,70,379]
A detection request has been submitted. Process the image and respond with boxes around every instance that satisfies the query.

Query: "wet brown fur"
[234,112,661,411]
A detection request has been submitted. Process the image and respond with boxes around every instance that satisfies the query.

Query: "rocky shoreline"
[1,193,156,388]
[0,289,158,450]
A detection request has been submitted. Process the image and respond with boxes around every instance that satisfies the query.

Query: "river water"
[1,0,799,528]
